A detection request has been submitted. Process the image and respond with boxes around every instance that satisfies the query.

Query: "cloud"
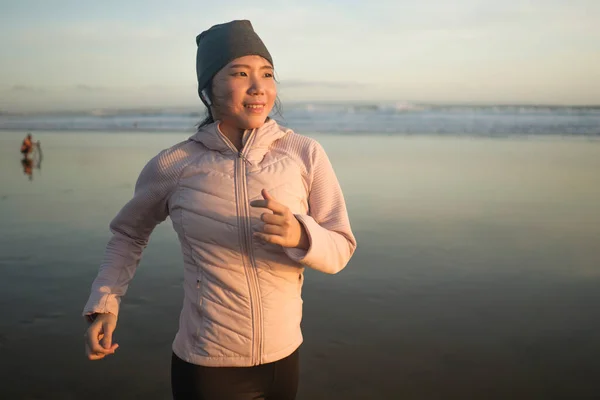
[0,84,197,112]
[60,23,172,41]
[8,84,109,94]
[280,80,367,88]
[10,85,46,93]
[74,84,107,92]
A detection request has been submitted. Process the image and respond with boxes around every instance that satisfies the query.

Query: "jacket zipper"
[217,129,263,365]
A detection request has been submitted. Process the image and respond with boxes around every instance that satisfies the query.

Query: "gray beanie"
[196,20,273,106]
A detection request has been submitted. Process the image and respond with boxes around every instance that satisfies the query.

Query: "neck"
[218,121,245,151]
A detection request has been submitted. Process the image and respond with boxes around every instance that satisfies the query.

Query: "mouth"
[244,103,266,114]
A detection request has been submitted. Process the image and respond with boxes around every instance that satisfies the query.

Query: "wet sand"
[1,131,599,399]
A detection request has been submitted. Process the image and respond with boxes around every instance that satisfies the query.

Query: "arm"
[284,142,357,274]
[82,151,179,318]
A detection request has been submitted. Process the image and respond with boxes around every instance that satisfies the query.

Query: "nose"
[248,76,265,96]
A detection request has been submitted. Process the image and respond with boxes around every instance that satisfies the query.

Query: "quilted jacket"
[83,118,356,366]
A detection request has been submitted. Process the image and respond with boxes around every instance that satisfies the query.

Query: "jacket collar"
[189,118,287,165]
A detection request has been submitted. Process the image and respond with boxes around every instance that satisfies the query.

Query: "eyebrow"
[229,64,273,70]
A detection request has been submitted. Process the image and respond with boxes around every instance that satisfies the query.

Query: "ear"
[201,89,212,107]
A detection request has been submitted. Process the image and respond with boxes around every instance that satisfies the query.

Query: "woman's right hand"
[84,312,119,360]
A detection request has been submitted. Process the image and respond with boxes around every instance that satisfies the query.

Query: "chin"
[240,116,269,130]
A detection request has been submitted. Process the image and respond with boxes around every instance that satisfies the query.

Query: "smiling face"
[210,55,276,133]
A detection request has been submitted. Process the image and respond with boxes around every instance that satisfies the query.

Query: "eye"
[264,72,274,78]
[232,71,248,77]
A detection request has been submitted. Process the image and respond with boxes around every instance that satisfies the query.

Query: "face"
[210,55,276,131]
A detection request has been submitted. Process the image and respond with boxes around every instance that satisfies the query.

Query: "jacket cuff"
[82,292,120,318]
[283,214,324,266]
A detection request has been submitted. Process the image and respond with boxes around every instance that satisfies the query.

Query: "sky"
[1,0,599,112]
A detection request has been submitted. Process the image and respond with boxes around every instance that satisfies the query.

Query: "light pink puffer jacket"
[83,118,356,367]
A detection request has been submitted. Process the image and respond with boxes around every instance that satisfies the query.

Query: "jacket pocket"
[196,267,204,307]
[193,268,206,350]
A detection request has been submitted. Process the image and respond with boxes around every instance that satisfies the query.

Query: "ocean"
[2,103,600,137]
[1,107,599,399]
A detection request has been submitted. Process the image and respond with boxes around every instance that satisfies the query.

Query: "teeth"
[246,105,263,109]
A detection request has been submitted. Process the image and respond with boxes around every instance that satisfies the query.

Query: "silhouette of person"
[20,134,42,181]
[21,133,33,157]
[21,157,33,181]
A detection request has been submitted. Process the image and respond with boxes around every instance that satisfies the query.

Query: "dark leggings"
[171,348,300,400]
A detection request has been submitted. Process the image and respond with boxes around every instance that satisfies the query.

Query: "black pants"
[171,348,300,400]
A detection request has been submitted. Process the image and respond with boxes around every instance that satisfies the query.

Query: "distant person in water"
[20,133,41,181]
[21,133,33,156]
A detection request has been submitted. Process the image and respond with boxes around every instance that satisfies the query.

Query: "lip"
[244,103,267,114]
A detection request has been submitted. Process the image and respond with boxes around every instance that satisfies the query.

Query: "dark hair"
[196,75,284,130]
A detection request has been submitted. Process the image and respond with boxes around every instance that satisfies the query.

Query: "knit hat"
[195,20,273,106]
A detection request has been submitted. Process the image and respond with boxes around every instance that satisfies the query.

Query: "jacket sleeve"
[82,152,179,318]
[284,142,357,274]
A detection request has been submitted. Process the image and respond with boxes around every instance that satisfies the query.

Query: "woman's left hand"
[250,189,309,250]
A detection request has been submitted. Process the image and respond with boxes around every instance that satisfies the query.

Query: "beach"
[1,129,600,399]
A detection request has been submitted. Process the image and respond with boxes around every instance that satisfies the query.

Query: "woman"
[83,20,356,400]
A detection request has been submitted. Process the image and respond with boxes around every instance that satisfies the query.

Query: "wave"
[3,103,600,118]
[1,103,600,136]
[284,103,600,115]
